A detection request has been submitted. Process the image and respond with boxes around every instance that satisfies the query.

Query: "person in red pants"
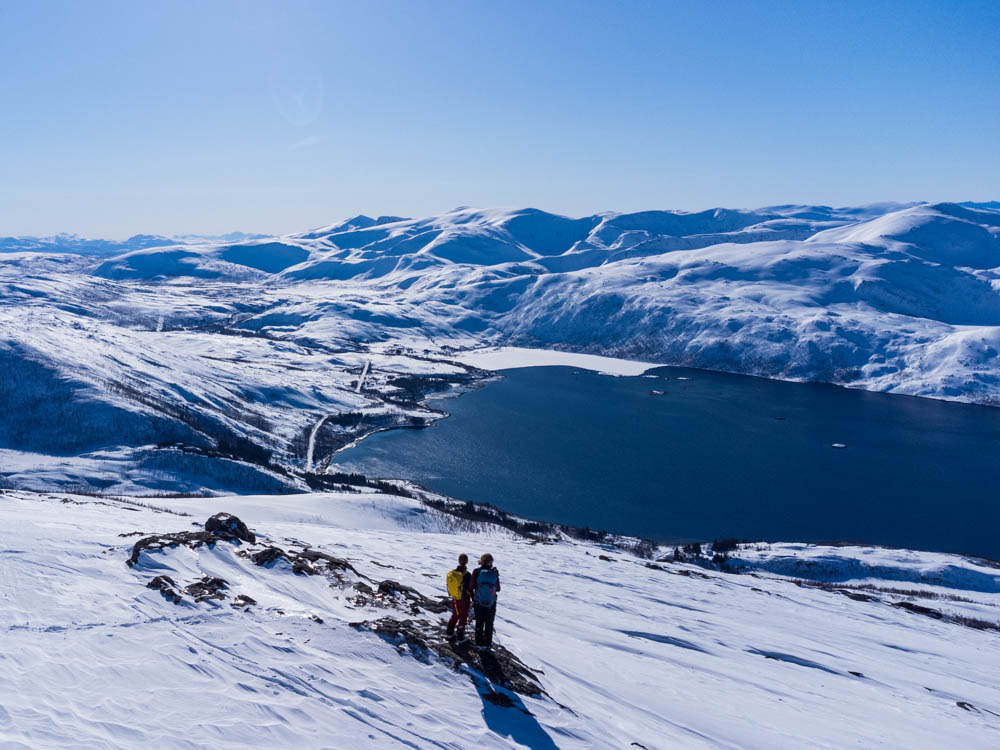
[445,553,472,641]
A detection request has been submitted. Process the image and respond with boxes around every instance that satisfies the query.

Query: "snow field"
[1,490,998,748]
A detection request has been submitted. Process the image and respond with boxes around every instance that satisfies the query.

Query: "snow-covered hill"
[87,201,1000,407]
[2,201,999,493]
[1,487,998,748]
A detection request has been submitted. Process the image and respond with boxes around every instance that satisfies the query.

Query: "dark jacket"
[471,565,501,605]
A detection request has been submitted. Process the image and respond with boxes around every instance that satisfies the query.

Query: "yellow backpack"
[446,568,465,599]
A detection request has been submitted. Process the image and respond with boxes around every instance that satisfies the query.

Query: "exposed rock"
[893,601,944,618]
[839,590,878,603]
[673,569,711,579]
[251,546,290,567]
[481,691,516,708]
[351,616,545,698]
[184,576,229,602]
[297,548,359,577]
[231,594,257,608]
[371,579,450,614]
[146,574,184,604]
[127,513,257,568]
[204,513,255,543]
[249,544,359,580]
[377,579,414,596]
[127,530,220,567]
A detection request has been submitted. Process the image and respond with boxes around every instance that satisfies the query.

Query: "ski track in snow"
[1,489,999,748]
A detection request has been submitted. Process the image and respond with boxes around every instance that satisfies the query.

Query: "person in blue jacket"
[471,553,501,650]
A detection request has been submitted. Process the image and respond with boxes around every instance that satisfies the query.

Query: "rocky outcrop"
[146,574,184,604]
[128,530,219,567]
[351,616,545,699]
[350,579,450,615]
[248,544,359,580]
[127,514,255,567]
[128,513,551,710]
[204,513,255,543]
[185,576,229,602]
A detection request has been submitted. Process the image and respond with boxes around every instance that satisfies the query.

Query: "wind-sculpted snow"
[2,201,999,491]
[1,489,999,748]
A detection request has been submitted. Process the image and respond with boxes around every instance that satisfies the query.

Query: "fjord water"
[332,366,1000,558]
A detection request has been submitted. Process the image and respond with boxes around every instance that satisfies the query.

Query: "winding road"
[306,359,370,472]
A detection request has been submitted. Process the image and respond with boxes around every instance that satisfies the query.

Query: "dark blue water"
[332,366,1000,558]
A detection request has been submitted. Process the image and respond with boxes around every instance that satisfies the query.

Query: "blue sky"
[1,0,998,237]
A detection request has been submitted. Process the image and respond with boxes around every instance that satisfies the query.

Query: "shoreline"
[315,373,500,471]
[450,344,1000,409]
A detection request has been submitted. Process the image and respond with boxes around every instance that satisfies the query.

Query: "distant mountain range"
[0,231,269,256]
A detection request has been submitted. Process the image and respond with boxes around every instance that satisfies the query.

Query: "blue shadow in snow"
[472,672,558,749]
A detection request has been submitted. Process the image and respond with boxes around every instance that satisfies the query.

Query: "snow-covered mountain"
[2,487,998,748]
[0,231,269,257]
[2,201,999,494]
[90,201,1000,405]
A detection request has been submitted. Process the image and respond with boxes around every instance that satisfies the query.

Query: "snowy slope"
[1,488,999,749]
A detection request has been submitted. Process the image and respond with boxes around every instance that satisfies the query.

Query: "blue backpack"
[475,568,499,607]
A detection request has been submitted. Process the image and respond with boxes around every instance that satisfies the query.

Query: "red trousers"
[447,597,470,634]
